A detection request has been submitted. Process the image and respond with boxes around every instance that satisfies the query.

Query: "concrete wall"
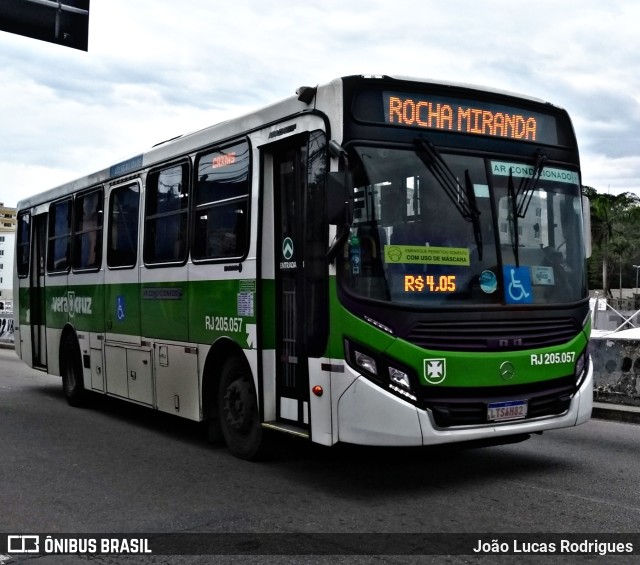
[591,337,640,407]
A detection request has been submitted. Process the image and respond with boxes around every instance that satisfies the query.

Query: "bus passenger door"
[30,212,48,369]
[267,131,328,431]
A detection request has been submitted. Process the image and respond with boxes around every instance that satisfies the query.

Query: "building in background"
[0,203,17,312]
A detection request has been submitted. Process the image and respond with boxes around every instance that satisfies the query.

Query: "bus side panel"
[308,358,333,446]
[44,278,68,376]
[258,148,277,423]
[155,343,199,420]
[67,276,105,392]
[140,267,189,343]
[15,286,29,365]
[188,260,260,421]
[188,275,257,348]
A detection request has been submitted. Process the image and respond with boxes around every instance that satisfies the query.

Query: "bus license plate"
[487,400,528,422]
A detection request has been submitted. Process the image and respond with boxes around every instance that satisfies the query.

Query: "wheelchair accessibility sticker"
[503,266,532,304]
[116,295,126,321]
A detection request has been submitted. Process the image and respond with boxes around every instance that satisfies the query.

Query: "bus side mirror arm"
[326,140,353,263]
[326,171,352,264]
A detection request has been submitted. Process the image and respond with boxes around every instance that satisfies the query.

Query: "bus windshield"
[340,145,587,307]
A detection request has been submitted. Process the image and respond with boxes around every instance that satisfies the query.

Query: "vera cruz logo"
[51,291,93,318]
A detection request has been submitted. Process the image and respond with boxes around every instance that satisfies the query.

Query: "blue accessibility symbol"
[503,266,533,304]
[116,295,126,321]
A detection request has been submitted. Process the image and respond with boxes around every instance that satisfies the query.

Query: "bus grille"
[423,381,575,428]
[406,318,580,352]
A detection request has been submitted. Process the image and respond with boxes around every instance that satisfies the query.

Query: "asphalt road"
[0,347,639,564]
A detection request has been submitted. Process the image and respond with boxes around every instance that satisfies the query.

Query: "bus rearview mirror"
[582,195,592,259]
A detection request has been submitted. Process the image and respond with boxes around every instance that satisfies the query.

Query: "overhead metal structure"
[0,0,90,51]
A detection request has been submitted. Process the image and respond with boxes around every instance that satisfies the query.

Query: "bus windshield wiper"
[414,139,482,257]
[414,139,480,222]
[515,151,547,218]
[508,152,547,266]
[508,168,520,266]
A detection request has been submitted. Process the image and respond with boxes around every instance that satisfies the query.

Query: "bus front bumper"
[336,361,593,447]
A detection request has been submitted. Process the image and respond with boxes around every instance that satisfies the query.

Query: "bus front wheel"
[61,334,87,407]
[217,355,265,460]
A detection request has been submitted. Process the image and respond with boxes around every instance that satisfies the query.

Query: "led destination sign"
[381,91,559,144]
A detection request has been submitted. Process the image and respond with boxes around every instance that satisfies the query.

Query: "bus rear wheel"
[61,333,87,407]
[217,355,265,460]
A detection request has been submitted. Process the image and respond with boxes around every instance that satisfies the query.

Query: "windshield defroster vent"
[406,318,580,352]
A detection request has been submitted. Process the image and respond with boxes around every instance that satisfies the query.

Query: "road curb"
[592,401,640,425]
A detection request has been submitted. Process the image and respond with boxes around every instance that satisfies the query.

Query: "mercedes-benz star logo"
[499,361,515,381]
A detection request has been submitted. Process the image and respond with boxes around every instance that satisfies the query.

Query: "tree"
[585,187,640,296]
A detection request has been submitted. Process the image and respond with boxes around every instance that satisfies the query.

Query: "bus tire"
[61,333,87,407]
[217,355,265,460]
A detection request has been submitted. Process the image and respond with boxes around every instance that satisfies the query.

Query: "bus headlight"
[354,351,378,375]
[389,366,411,390]
[344,339,419,405]
[388,366,417,401]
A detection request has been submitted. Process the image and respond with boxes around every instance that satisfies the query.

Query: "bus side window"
[144,162,190,265]
[108,184,140,268]
[72,188,103,271]
[47,198,72,273]
[192,140,250,261]
[16,212,31,277]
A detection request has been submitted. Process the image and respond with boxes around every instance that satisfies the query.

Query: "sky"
[1,0,639,208]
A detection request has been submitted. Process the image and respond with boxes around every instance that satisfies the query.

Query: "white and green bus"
[13,75,593,459]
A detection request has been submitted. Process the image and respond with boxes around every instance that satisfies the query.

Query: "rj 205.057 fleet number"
[530,352,575,365]
[205,316,243,333]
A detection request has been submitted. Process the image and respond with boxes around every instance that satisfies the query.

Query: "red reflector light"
[312,385,324,397]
